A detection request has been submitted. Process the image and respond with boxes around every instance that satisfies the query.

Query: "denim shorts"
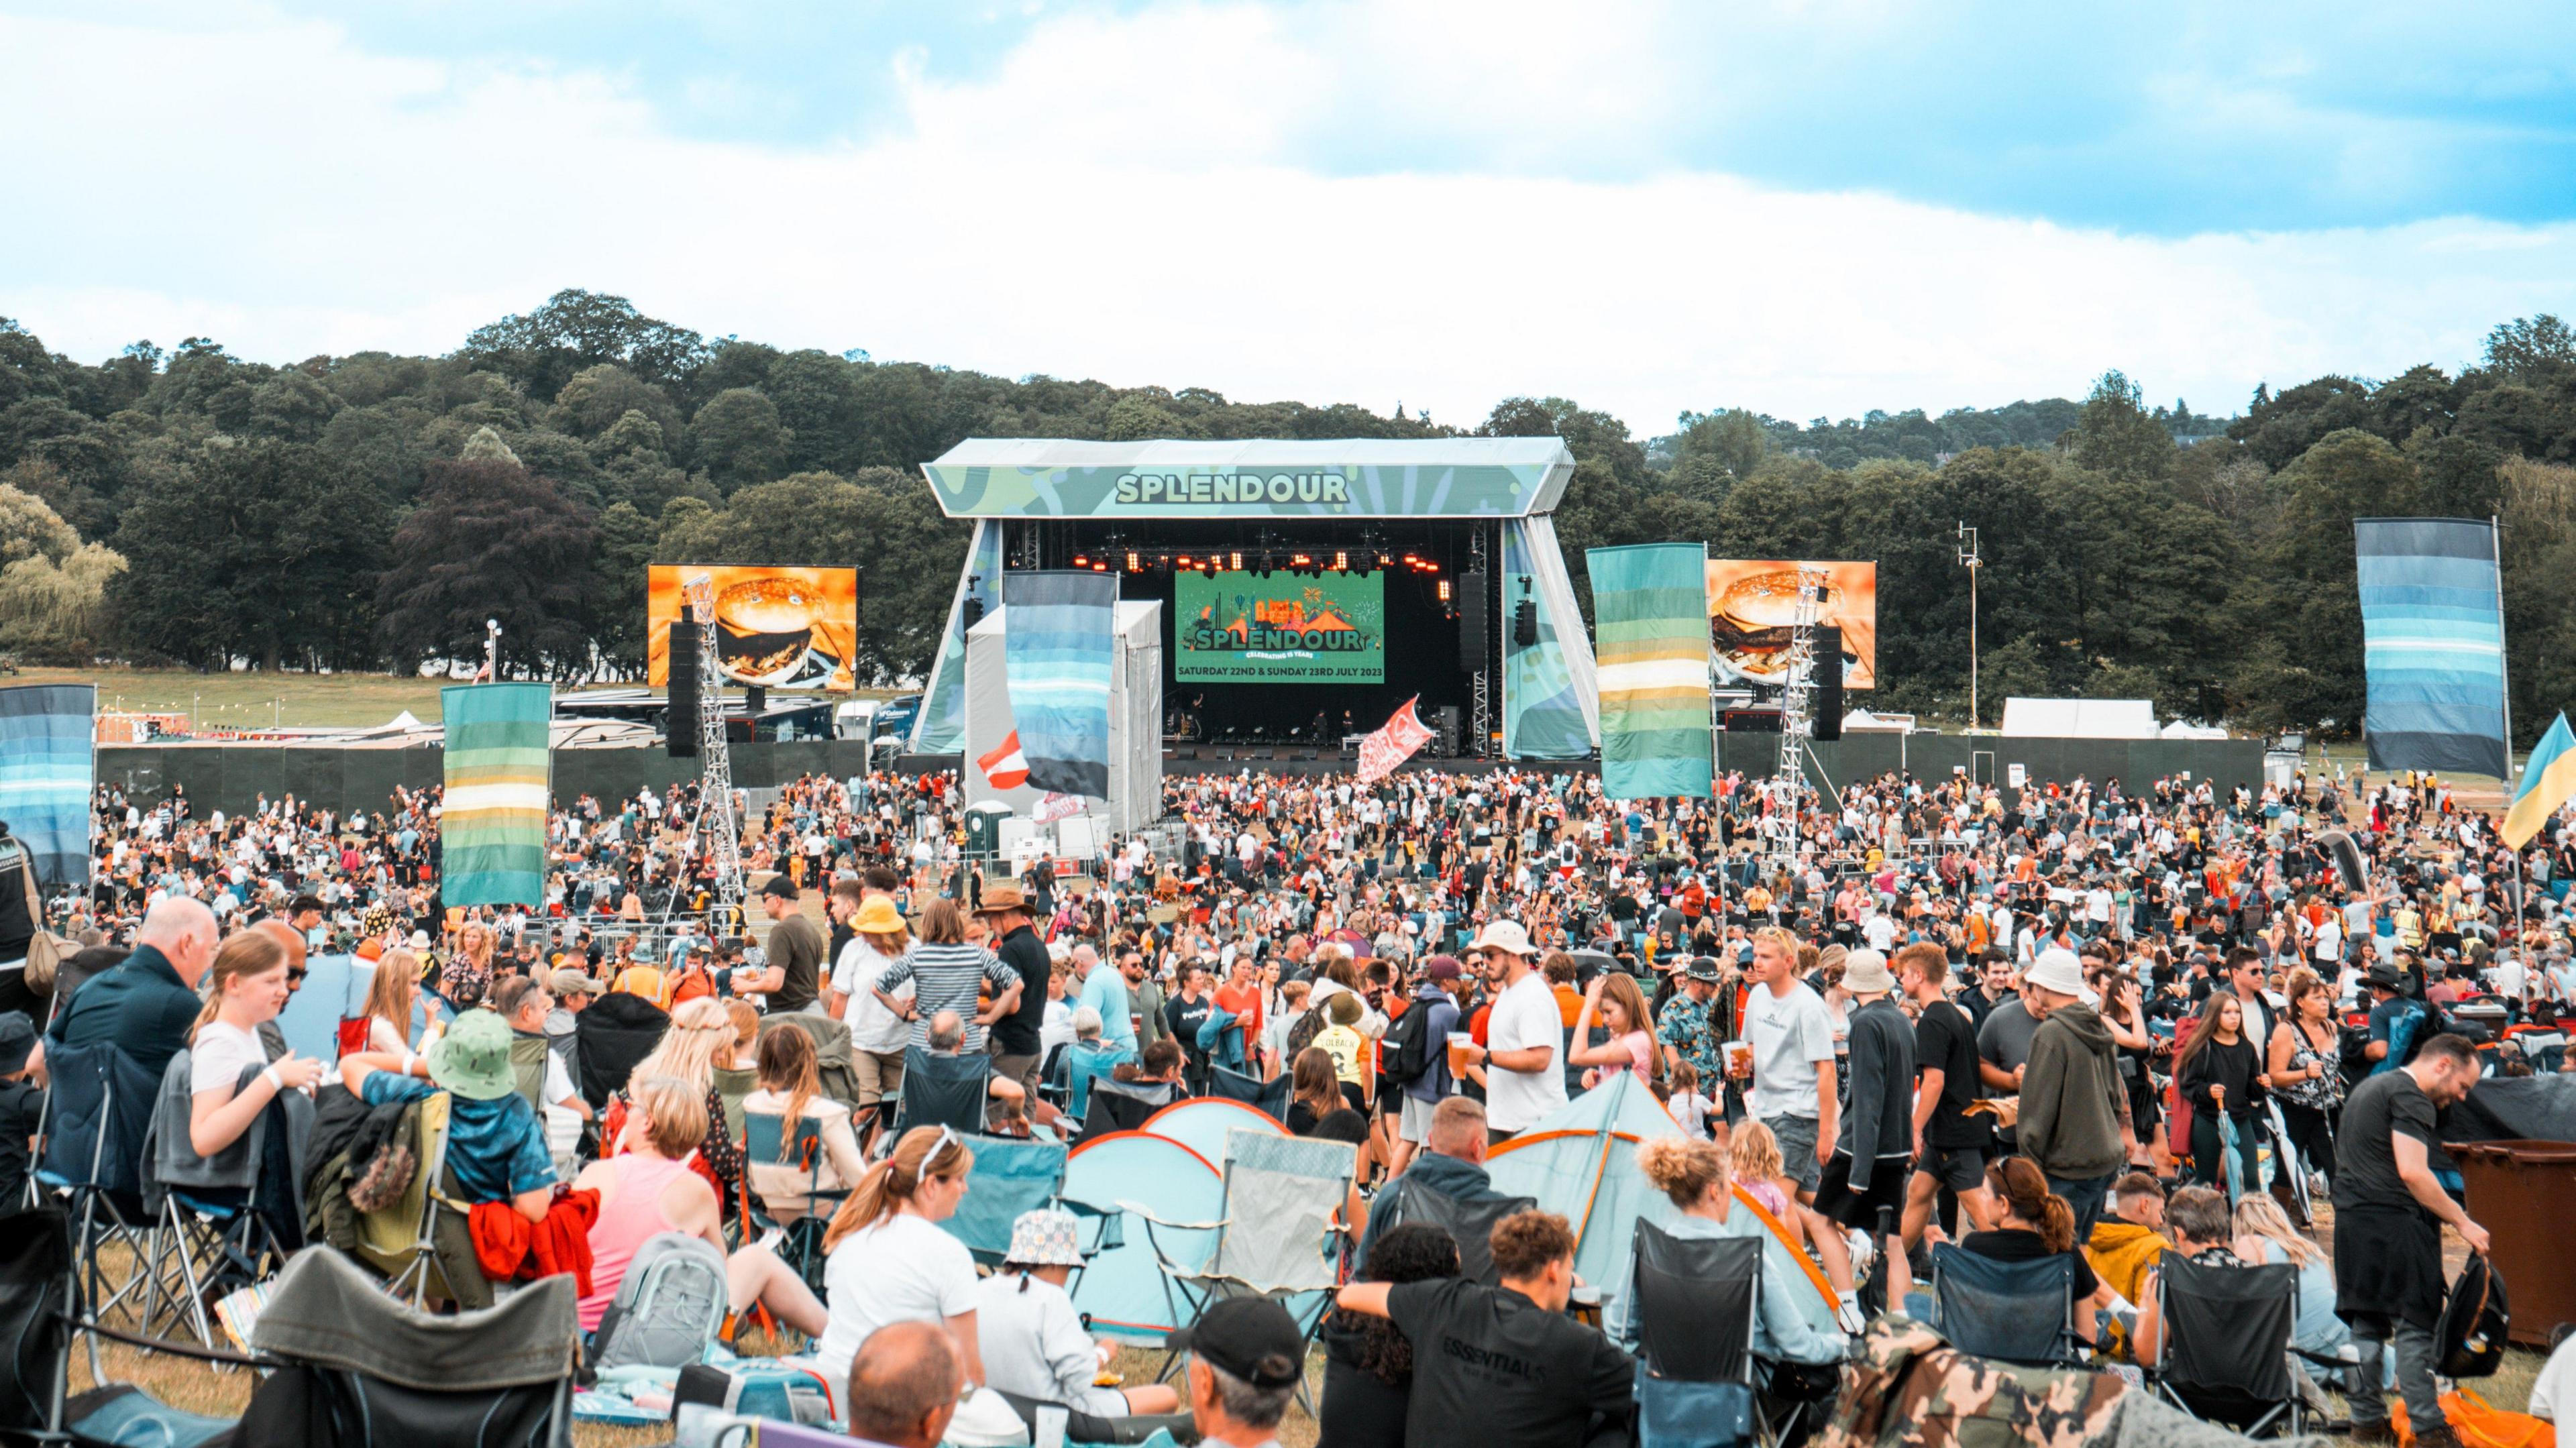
[1764,1112,1824,1193]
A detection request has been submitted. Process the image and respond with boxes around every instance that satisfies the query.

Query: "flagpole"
[2493,514,2526,955]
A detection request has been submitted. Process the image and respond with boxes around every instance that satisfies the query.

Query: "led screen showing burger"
[1704,559,1876,689]
[647,565,861,691]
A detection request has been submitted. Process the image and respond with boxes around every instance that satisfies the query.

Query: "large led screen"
[1175,570,1385,683]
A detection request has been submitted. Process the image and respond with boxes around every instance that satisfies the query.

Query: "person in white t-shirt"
[828,896,918,1129]
[1456,920,1566,1143]
[1739,926,1838,1202]
[973,1207,1182,1417]
[816,1125,987,1392]
[186,931,325,1161]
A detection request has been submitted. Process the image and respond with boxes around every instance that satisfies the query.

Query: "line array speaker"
[666,622,699,759]
[1457,569,1490,671]
[1813,625,1845,742]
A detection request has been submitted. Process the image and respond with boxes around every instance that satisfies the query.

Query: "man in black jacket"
[1813,948,1915,1229]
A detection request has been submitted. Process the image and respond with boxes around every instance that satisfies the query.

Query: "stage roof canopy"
[920,437,1578,520]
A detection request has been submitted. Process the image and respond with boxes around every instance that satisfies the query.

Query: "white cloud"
[3,3,2570,434]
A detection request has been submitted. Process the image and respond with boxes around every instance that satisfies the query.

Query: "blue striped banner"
[2355,517,2508,779]
[1004,572,1116,799]
[0,683,95,894]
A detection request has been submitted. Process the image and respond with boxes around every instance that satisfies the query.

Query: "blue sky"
[7,1,2576,429]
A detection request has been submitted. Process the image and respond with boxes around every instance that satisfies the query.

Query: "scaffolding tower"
[1766,565,1829,865]
[655,573,745,944]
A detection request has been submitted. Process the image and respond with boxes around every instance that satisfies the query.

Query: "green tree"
[2064,370,2175,482]
[460,290,708,401]
[689,387,791,491]
[376,458,600,677]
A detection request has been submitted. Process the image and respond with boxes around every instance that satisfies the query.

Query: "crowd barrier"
[95,732,2265,816]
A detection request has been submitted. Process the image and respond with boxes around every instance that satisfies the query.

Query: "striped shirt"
[875,942,1022,1052]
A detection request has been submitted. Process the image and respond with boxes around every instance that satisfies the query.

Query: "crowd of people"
[3,753,2575,1448]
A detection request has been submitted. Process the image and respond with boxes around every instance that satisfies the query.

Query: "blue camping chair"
[33,1040,161,1380]
[1925,1243,2082,1368]
[1627,1220,1761,1448]
[943,1135,1070,1266]
[887,1047,992,1144]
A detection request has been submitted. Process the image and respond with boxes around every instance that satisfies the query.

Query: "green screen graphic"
[1175,571,1385,683]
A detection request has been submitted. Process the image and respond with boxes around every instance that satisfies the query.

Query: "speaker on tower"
[1812,624,1845,742]
[1457,569,1491,671]
[666,621,700,759]
[1512,598,1538,648]
[1434,705,1462,757]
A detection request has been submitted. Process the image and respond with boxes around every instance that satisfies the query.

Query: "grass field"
[15,665,900,732]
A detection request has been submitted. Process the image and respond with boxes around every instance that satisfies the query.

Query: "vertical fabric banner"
[441,683,551,907]
[1004,571,1117,798]
[0,683,96,893]
[2355,518,2509,778]
[1588,543,1713,799]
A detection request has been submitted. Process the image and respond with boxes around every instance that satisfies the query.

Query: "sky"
[7,1,2576,435]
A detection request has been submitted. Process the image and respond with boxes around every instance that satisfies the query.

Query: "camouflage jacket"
[1813,1317,2128,1448]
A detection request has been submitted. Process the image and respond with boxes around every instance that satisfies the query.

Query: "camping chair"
[31,1040,160,1377]
[1128,1129,1356,1414]
[350,1093,470,1307]
[4,1203,240,1448]
[1368,1178,1538,1286]
[1925,1243,2082,1368]
[2145,1254,2304,1437]
[741,1111,852,1292]
[945,1134,1071,1266]
[138,1053,303,1353]
[886,1046,992,1144]
[1204,1065,1290,1119]
[1627,1219,1762,1448]
[238,1245,578,1446]
[1077,1080,1173,1142]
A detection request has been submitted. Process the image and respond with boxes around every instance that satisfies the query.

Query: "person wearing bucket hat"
[974,1207,1184,1419]
[2013,946,2131,1239]
[1456,917,1564,1144]
[336,1007,557,1220]
[1811,948,1916,1228]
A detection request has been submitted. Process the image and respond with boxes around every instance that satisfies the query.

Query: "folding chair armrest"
[1114,1200,1227,1232]
[2291,1343,2362,1368]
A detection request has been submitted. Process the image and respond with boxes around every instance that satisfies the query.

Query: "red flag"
[978,730,1030,789]
[1356,696,1436,785]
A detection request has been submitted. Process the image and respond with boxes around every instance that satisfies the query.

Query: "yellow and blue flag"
[2504,711,2576,850]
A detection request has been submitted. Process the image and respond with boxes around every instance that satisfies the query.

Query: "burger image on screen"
[714,575,830,685]
[1711,569,1839,681]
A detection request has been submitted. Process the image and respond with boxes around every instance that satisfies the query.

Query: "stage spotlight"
[1437,579,1453,602]
[1230,551,1244,572]
[1073,553,1088,568]
[1403,552,1418,564]
[1093,562,1108,572]
[1177,555,1192,568]
[1332,550,1348,571]
[1126,551,1142,573]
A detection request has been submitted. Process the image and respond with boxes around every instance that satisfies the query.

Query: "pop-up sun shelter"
[1065,1131,1226,1341]
[1485,1075,1843,1341]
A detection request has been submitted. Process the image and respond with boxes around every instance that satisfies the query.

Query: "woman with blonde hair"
[1613,1136,1861,1363]
[574,1074,825,1338]
[2231,1193,2350,1357]
[814,1125,982,1391]
[443,920,495,1009]
[614,997,745,1209]
[361,947,421,1056]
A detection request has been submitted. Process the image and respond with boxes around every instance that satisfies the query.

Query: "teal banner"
[922,439,1574,518]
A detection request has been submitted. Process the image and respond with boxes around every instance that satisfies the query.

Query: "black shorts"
[1813,1151,1912,1230]
[1913,1141,1988,1193]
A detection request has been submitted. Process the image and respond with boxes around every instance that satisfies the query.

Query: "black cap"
[0,1011,34,1076]
[761,875,799,901]
[1686,956,1725,982]
[2366,962,2404,990]
[1171,1297,1303,1390]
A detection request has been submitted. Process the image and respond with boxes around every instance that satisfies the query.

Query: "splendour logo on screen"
[1176,571,1385,683]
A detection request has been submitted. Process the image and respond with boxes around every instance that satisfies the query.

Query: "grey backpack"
[589,1232,728,1374]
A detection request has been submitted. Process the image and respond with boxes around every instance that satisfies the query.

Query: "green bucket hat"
[426,1009,519,1101]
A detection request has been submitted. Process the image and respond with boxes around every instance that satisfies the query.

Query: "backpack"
[1379,998,1439,1089]
[1284,1003,1330,1064]
[2437,1254,2510,1379]
[674,1359,835,1427]
[588,1232,729,1376]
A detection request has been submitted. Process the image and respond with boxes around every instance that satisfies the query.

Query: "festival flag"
[2355,518,2509,779]
[1588,543,1713,799]
[2504,712,2576,849]
[0,683,95,893]
[1356,695,1435,785]
[441,682,551,907]
[977,731,1031,791]
[1003,571,1117,798]
[1034,791,1087,823]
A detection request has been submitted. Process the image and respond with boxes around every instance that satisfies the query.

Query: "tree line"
[3,291,2573,742]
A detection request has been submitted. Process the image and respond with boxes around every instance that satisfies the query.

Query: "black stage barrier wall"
[99,734,2265,815]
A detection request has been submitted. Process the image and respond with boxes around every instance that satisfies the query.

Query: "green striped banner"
[1588,543,1712,799]
[441,683,551,906]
